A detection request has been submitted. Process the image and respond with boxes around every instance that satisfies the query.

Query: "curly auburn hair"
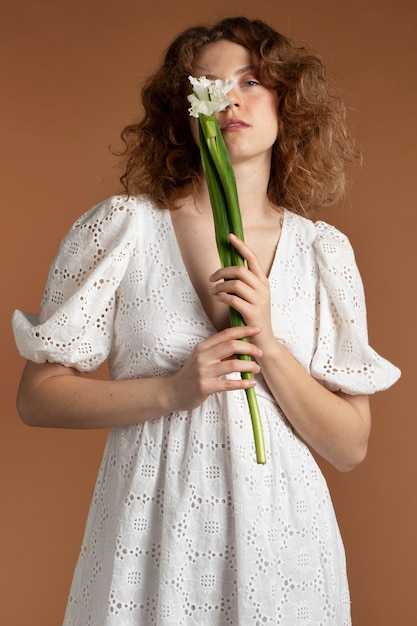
[119,16,359,215]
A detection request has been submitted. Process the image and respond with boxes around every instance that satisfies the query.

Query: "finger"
[209,336,263,362]
[210,292,253,321]
[202,325,262,347]
[209,264,258,288]
[228,233,265,276]
[219,376,258,392]
[215,357,261,378]
[209,259,268,289]
[209,276,256,301]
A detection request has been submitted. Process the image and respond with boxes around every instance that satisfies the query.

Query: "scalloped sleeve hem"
[12,310,110,372]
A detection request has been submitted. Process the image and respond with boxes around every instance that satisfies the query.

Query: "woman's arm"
[257,341,371,472]
[209,234,371,472]
[16,325,263,429]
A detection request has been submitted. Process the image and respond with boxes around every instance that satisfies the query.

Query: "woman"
[13,16,400,625]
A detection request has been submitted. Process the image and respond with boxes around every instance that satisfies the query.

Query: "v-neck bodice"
[166,205,286,332]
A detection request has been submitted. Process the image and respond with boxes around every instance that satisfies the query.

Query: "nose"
[226,87,240,108]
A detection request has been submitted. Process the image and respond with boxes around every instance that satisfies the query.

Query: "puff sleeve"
[310,221,401,394]
[12,196,138,372]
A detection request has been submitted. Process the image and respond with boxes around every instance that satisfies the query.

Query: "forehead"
[192,40,254,79]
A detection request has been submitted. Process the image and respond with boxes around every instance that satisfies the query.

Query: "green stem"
[199,124,231,268]
[245,386,266,464]
[198,113,267,464]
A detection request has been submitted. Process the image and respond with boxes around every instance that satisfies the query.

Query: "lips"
[220,118,249,131]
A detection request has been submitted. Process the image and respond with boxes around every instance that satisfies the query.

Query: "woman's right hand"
[168,325,263,412]
[16,326,262,430]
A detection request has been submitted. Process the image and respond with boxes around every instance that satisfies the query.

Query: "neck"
[234,157,272,216]
[195,156,273,221]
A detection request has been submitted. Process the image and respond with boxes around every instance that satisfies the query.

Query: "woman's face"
[191,40,279,168]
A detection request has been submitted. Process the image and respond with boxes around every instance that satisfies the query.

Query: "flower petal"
[188,76,237,117]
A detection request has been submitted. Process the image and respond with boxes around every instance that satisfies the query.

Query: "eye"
[244,79,260,87]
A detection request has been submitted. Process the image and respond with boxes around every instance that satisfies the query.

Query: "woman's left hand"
[209,235,371,472]
[209,233,273,345]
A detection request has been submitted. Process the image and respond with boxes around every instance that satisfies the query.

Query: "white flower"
[187,75,236,118]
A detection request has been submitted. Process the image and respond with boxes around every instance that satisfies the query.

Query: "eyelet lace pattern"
[12,195,400,625]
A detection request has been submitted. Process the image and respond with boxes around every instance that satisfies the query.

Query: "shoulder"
[60,194,162,253]
[283,210,355,260]
[312,221,359,281]
[313,220,354,255]
[73,194,156,231]
[43,195,166,283]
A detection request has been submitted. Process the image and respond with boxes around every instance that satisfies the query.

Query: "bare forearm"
[17,361,178,429]
[258,337,371,471]
[16,327,263,430]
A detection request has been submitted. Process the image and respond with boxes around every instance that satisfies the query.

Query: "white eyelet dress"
[12,195,400,626]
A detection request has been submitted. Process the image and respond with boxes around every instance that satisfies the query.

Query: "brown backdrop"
[1,0,415,624]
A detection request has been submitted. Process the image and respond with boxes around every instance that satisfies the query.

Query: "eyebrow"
[192,65,256,79]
